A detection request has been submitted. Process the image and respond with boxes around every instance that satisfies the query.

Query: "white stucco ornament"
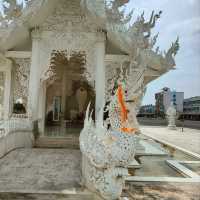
[80,85,137,200]
[166,102,177,130]
[80,62,141,199]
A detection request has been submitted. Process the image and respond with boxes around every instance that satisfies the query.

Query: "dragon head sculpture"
[80,75,138,199]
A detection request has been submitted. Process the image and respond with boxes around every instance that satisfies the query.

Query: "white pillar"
[4,63,12,119]
[95,31,106,123]
[61,67,67,116]
[0,56,12,120]
[0,61,12,120]
[37,82,47,135]
[28,29,41,120]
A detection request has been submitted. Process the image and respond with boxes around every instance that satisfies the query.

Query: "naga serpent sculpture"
[80,79,137,199]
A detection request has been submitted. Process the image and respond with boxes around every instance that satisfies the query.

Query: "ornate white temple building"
[0,0,179,199]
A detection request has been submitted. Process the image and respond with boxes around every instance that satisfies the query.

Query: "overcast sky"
[126,0,200,104]
[1,0,200,105]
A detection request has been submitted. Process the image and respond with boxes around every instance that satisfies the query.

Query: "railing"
[0,117,34,158]
[0,118,33,139]
[0,128,5,138]
[44,125,82,137]
[11,113,29,119]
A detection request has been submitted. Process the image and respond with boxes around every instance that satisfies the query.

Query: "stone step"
[35,137,79,149]
[128,159,141,169]
[127,159,141,176]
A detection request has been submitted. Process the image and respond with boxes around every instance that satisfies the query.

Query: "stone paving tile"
[0,148,81,191]
[0,193,94,200]
[141,126,200,155]
[127,182,200,200]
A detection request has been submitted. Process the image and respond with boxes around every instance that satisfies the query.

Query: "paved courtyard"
[127,182,200,200]
[0,149,81,192]
[141,126,200,155]
[0,146,199,199]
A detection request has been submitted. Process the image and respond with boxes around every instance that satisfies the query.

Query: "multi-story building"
[182,96,200,120]
[155,87,184,115]
[138,104,156,117]
[183,96,200,113]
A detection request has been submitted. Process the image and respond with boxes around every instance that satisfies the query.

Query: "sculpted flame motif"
[117,85,137,133]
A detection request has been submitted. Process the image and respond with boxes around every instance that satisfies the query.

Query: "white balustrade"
[0,118,33,158]
[0,117,33,138]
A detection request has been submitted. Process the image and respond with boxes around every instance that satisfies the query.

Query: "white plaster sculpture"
[13,58,30,108]
[80,81,137,200]
[166,102,177,130]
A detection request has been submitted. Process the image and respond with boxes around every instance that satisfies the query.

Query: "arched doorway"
[44,51,95,137]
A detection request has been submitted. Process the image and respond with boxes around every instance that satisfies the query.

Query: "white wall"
[0,131,33,158]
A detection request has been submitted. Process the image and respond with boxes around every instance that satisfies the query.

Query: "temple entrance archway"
[44,51,95,137]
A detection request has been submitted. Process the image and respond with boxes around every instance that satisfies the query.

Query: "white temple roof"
[0,0,61,51]
[0,0,179,83]
[0,0,128,54]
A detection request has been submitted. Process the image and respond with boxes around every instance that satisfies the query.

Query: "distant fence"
[137,117,200,130]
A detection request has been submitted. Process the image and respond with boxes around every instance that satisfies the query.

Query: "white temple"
[0,0,179,199]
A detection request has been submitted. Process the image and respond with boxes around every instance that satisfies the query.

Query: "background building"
[182,96,200,120]
[138,104,156,117]
[155,87,184,116]
[183,96,200,113]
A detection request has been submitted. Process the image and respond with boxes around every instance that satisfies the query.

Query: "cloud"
[125,0,200,104]
[163,17,200,37]
[188,0,200,5]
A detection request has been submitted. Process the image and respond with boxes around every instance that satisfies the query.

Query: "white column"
[95,31,106,123]
[28,29,41,120]
[0,55,12,120]
[61,67,67,116]
[4,63,12,119]
[38,82,46,135]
